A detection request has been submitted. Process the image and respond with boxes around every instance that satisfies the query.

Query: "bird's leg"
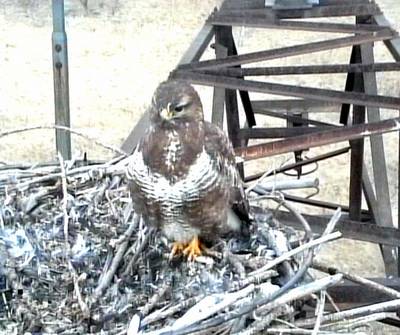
[169,242,185,260]
[183,235,202,261]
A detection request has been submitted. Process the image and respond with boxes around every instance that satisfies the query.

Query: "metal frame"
[121,0,400,310]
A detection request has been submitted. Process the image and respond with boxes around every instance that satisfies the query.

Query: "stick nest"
[0,156,391,334]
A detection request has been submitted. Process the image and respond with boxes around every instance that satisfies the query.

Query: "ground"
[1,0,400,286]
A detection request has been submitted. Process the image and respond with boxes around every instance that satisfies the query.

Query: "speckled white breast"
[126,146,221,242]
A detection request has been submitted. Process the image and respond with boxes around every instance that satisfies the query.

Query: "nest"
[0,152,399,335]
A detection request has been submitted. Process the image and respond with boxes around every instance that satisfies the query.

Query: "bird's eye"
[174,106,184,112]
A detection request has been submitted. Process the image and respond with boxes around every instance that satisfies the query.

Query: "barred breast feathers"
[126,145,224,204]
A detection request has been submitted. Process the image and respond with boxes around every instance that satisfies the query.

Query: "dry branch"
[296,299,400,328]
[0,155,383,334]
[312,260,400,299]
[0,124,127,156]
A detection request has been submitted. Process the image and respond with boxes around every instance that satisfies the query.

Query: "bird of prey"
[126,80,248,260]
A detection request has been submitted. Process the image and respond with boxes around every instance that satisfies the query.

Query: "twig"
[146,286,257,335]
[122,227,153,277]
[1,292,11,319]
[235,254,272,271]
[245,166,277,195]
[313,207,341,255]
[169,275,343,335]
[69,261,90,318]
[58,152,70,251]
[230,270,278,292]
[0,125,127,156]
[250,232,342,276]
[255,275,342,317]
[233,305,293,335]
[10,156,128,191]
[140,282,171,317]
[263,329,363,334]
[1,146,355,334]
[295,299,400,328]
[312,260,400,299]
[325,291,341,313]
[312,290,326,335]
[245,157,291,195]
[92,214,140,300]
[323,312,393,331]
[142,296,202,327]
[127,314,141,335]
[226,251,246,279]
[251,194,317,309]
[259,178,319,192]
[172,284,256,331]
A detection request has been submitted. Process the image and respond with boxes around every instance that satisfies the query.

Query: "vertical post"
[398,119,400,275]
[214,26,244,177]
[212,30,227,128]
[214,26,241,148]
[230,40,256,130]
[52,0,71,160]
[348,44,365,221]
[339,47,356,125]
[361,40,397,276]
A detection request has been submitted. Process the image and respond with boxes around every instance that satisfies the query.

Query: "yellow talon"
[182,236,202,261]
[169,242,185,260]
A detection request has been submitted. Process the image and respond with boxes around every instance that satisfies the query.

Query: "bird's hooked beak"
[160,102,174,120]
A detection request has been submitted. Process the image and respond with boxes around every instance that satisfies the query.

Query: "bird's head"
[150,80,204,124]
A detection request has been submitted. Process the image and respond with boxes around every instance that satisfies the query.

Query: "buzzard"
[126,80,247,260]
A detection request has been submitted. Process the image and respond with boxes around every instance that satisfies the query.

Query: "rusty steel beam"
[252,109,336,127]
[234,117,400,161]
[211,40,227,127]
[340,44,358,124]
[178,21,215,65]
[172,71,400,110]
[230,35,256,128]
[215,26,242,149]
[244,146,350,182]
[362,168,379,228]
[349,98,365,221]
[202,62,400,77]
[280,194,370,217]
[220,3,382,19]
[252,99,340,113]
[361,42,397,276]
[220,0,264,10]
[277,3,382,19]
[348,40,364,222]
[327,278,400,305]
[178,30,395,71]
[220,0,373,11]
[373,14,400,62]
[219,0,370,10]
[319,0,373,5]
[209,15,386,34]
[238,126,333,139]
[120,111,150,155]
[223,0,371,9]
[275,211,400,247]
